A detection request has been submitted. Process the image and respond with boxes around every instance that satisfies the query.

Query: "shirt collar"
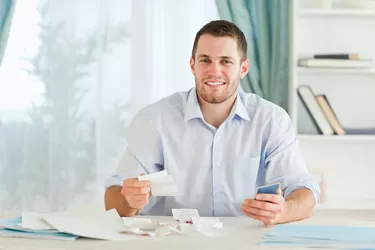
[230,91,251,121]
[184,88,204,122]
[184,88,251,122]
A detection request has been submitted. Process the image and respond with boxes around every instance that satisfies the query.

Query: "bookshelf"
[299,8,375,17]
[290,0,375,210]
[297,68,375,75]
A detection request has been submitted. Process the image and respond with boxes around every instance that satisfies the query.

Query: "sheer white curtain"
[0,0,219,212]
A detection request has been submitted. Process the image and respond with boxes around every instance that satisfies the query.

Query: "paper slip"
[172,209,200,223]
[138,170,181,196]
[123,217,160,231]
[138,170,168,181]
[122,217,181,237]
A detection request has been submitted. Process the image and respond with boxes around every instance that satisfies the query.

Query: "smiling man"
[105,20,320,226]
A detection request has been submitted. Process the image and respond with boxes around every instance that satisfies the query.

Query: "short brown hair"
[191,20,247,60]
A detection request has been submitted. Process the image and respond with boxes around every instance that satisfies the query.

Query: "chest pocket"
[234,156,260,200]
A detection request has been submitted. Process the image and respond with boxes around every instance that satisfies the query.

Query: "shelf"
[297,67,375,75]
[297,134,375,141]
[299,8,375,17]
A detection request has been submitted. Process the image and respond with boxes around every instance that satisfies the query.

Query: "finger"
[122,186,151,196]
[132,193,150,202]
[242,204,275,218]
[276,187,282,195]
[255,193,282,204]
[124,178,151,188]
[132,199,149,208]
[126,194,149,206]
[242,209,276,226]
[244,199,280,212]
[127,200,148,209]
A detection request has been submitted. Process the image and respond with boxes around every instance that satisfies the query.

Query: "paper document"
[40,209,142,241]
[262,224,375,249]
[21,212,56,230]
[138,170,181,196]
[0,217,77,241]
[0,209,224,241]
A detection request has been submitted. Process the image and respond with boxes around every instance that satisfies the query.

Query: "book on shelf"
[315,94,345,135]
[313,53,360,60]
[298,58,373,68]
[298,86,375,136]
[297,97,320,135]
[297,85,335,135]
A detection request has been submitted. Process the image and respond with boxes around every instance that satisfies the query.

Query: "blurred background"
[0,0,374,212]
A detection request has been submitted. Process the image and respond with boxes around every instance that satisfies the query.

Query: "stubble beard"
[195,76,240,104]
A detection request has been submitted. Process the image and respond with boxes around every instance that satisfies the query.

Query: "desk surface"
[1,210,375,250]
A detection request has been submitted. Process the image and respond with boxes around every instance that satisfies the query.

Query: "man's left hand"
[242,188,285,226]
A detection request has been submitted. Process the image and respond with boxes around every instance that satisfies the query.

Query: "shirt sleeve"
[105,106,164,212]
[264,109,320,204]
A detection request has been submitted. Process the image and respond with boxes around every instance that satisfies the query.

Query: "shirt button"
[215,162,220,168]
[216,134,221,140]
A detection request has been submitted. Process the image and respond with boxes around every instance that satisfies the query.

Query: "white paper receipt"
[137,170,181,196]
[172,209,200,223]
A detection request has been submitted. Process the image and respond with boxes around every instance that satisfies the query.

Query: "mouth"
[204,81,226,86]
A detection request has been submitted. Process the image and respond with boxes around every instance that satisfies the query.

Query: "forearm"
[104,186,140,217]
[277,188,315,224]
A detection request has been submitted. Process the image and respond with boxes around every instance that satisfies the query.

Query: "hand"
[121,175,151,210]
[242,188,285,226]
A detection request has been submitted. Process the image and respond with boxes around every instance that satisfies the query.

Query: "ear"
[189,57,195,74]
[240,59,249,79]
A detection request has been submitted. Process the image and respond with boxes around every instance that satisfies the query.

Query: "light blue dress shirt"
[106,88,320,216]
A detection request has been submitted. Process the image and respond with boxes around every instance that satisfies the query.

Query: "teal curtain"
[215,0,291,111]
[0,0,15,67]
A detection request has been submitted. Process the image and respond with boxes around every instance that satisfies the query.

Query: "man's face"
[190,34,249,104]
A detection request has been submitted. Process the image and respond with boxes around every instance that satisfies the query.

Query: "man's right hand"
[121,177,151,210]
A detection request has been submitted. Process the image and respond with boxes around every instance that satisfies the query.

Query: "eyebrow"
[196,54,235,60]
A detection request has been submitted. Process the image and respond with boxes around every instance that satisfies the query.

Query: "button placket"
[212,129,224,215]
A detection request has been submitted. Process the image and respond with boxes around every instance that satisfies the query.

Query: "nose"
[207,61,222,75]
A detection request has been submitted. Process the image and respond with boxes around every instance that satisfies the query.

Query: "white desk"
[0,210,374,250]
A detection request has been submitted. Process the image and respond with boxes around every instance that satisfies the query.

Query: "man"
[105,20,319,226]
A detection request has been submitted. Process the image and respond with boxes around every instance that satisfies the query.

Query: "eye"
[223,60,232,64]
[200,59,210,63]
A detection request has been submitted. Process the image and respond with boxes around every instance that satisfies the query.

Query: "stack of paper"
[0,209,149,241]
[138,170,181,196]
[0,216,78,241]
[262,224,375,249]
[0,208,222,241]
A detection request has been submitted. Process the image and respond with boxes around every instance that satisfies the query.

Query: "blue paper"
[0,217,78,240]
[0,228,78,240]
[267,224,375,242]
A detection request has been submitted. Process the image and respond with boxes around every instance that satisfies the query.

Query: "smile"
[205,81,226,86]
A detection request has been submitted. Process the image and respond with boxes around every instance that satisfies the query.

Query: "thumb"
[276,187,282,195]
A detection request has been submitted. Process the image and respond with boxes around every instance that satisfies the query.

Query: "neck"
[197,92,237,129]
